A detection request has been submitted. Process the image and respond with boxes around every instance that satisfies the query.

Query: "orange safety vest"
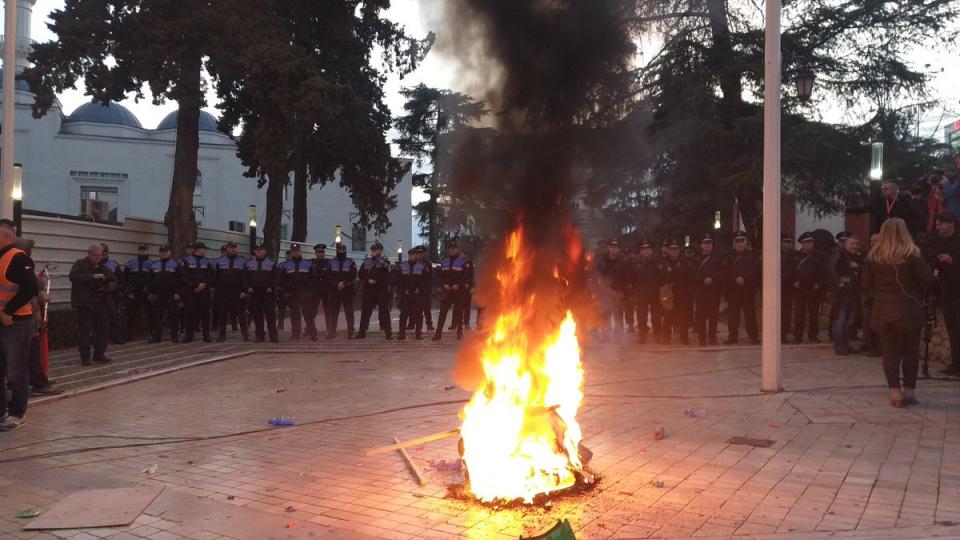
[0,247,32,317]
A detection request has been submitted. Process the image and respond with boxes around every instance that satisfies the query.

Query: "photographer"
[939,153,960,223]
[69,244,116,366]
[931,212,960,375]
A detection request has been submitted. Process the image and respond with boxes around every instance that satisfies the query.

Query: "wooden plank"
[25,486,164,530]
[366,428,460,457]
[394,436,427,486]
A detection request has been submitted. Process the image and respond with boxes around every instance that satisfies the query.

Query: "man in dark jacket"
[693,235,723,346]
[780,233,799,343]
[932,213,960,375]
[148,246,181,343]
[873,180,917,235]
[179,241,214,343]
[327,243,357,338]
[245,244,279,343]
[279,244,313,340]
[792,232,825,343]
[69,243,116,365]
[357,242,393,340]
[634,240,660,344]
[723,231,760,344]
[124,244,152,341]
[656,240,687,344]
[213,242,248,342]
[0,222,40,430]
[309,244,331,340]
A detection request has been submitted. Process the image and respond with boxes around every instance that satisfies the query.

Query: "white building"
[0,0,412,254]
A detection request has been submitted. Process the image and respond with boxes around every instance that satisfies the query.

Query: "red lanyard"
[885,198,895,218]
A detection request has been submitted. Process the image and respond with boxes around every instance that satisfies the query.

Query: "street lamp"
[713,211,721,231]
[869,142,884,181]
[12,163,22,236]
[335,225,342,245]
[795,70,815,103]
[248,205,257,253]
[397,240,403,263]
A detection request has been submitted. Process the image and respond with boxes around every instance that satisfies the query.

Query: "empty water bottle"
[683,408,707,418]
[268,417,296,426]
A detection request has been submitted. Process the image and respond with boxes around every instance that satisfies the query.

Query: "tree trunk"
[166,54,203,256]
[291,141,308,242]
[428,188,438,262]
[705,0,744,117]
[263,168,286,259]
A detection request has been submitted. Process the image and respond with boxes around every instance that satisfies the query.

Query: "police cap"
[137,243,148,251]
[446,240,458,249]
[290,243,301,251]
[99,243,110,252]
[415,245,426,253]
[254,243,265,250]
[668,239,680,248]
[225,242,237,249]
[733,231,748,241]
[336,243,347,251]
[781,232,793,242]
[407,248,417,254]
[608,240,621,247]
[194,242,208,250]
[798,232,815,243]
[159,245,171,252]
[639,238,652,249]
[313,243,327,251]
[700,234,714,244]
[835,231,849,242]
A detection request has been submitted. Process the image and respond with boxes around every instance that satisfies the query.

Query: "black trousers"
[29,334,50,389]
[792,287,821,340]
[216,288,248,339]
[149,292,180,341]
[421,289,434,328]
[328,289,355,336]
[286,291,307,338]
[612,290,632,332]
[463,292,473,327]
[694,288,720,343]
[635,293,661,342]
[302,290,323,339]
[75,303,109,361]
[726,286,758,340]
[781,285,794,340]
[399,292,423,337]
[107,294,123,343]
[359,287,391,336]
[125,290,150,340]
[943,295,960,367]
[435,288,467,337]
[184,290,211,340]
[879,322,922,389]
[251,291,278,340]
[277,293,288,330]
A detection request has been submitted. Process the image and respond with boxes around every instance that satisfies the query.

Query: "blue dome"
[0,68,34,92]
[157,110,220,132]
[64,101,143,129]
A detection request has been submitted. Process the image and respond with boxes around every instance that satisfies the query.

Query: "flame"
[459,227,585,503]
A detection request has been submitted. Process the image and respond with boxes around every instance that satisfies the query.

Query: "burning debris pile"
[422,0,641,504]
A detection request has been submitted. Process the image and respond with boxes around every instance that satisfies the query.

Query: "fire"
[459,227,585,503]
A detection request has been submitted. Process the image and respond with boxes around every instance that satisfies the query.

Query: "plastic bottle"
[268,417,296,426]
[683,408,707,417]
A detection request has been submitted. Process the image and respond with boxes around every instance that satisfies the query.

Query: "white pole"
[761,0,782,393]
[1,0,16,220]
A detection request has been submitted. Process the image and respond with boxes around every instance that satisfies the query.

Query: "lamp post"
[2,0,18,221]
[248,205,257,253]
[397,240,403,263]
[11,162,21,235]
[795,70,815,103]
[761,0,782,393]
[335,225,342,246]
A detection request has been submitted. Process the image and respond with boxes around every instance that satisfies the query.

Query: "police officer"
[396,248,427,340]
[327,243,357,338]
[633,240,661,344]
[277,249,292,331]
[792,232,825,343]
[179,241,214,343]
[357,242,393,340]
[723,231,760,344]
[656,240,686,344]
[148,246,181,343]
[99,243,125,344]
[693,235,722,346]
[214,242,249,342]
[279,244,313,340]
[781,233,800,343]
[602,241,633,336]
[246,243,279,343]
[124,243,153,341]
[310,244,331,340]
[433,241,471,340]
[416,246,435,331]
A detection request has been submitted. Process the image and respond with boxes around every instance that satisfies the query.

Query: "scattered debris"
[522,519,577,540]
[412,493,425,498]
[268,417,296,426]
[648,480,665,488]
[227,495,235,500]
[727,436,775,448]
[427,459,463,472]
[143,464,159,475]
[15,508,41,519]
[275,387,287,394]
[186,461,194,465]
[767,424,779,429]
[393,436,427,486]
[654,426,666,440]
[284,505,296,513]
[287,520,298,529]
[683,408,707,417]
[444,385,456,391]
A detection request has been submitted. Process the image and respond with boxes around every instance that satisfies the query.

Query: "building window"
[279,224,289,241]
[194,170,203,196]
[228,221,245,233]
[193,206,205,226]
[352,223,366,253]
[71,171,128,180]
[80,186,119,222]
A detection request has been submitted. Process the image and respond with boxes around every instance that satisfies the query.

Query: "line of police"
[81,239,475,354]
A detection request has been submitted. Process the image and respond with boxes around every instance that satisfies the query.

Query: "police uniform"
[213,245,249,341]
[656,241,689,343]
[310,244,332,339]
[277,250,292,330]
[693,235,723,345]
[148,249,181,342]
[434,243,470,340]
[633,242,661,344]
[279,245,314,340]
[780,233,800,342]
[356,243,393,339]
[395,249,428,339]
[792,232,825,343]
[100,245,125,344]
[327,245,357,338]
[123,244,153,341]
[418,247,435,330]
[601,242,633,335]
[179,243,214,342]
[245,248,279,342]
[723,231,760,344]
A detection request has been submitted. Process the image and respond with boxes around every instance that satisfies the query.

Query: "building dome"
[0,68,34,92]
[64,101,143,129]
[157,109,221,132]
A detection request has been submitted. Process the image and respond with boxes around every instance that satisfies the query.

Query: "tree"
[212,0,425,255]
[393,85,486,260]
[21,0,222,254]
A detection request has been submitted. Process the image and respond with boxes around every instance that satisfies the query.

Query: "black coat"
[928,232,960,296]
[863,255,935,331]
[69,257,117,307]
[872,195,916,235]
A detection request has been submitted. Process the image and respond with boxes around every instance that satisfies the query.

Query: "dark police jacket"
[245,257,278,292]
[359,255,392,292]
[311,258,331,295]
[69,257,117,307]
[781,248,799,285]
[929,232,960,296]
[329,256,357,292]
[722,251,759,291]
[633,257,660,299]
[149,258,181,295]
[214,255,247,289]
[179,255,214,291]
[693,252,724,293]
[280,258,312,293]
[125,256,153,294]
[395,260,428,294]
[792,251,824,289]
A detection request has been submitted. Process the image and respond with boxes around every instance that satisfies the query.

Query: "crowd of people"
[66,239,476,365]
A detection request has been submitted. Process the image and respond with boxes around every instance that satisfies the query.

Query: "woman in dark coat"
[862,218,935,407]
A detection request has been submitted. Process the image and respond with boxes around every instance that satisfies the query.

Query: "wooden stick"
[394,436,426,486]
[366,428,460,457]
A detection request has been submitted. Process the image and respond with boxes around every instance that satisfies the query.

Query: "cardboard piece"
[25,486,164,530]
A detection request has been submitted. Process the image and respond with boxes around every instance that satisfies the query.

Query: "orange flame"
[459,227,584,503]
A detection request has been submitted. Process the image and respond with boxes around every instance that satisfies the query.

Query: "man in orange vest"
[0,220,40,431]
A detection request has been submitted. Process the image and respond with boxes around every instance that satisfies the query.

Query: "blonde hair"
[867,218,919,265]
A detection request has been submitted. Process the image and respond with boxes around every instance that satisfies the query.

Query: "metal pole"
[2,0,17,220]
[761,0,782,393]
